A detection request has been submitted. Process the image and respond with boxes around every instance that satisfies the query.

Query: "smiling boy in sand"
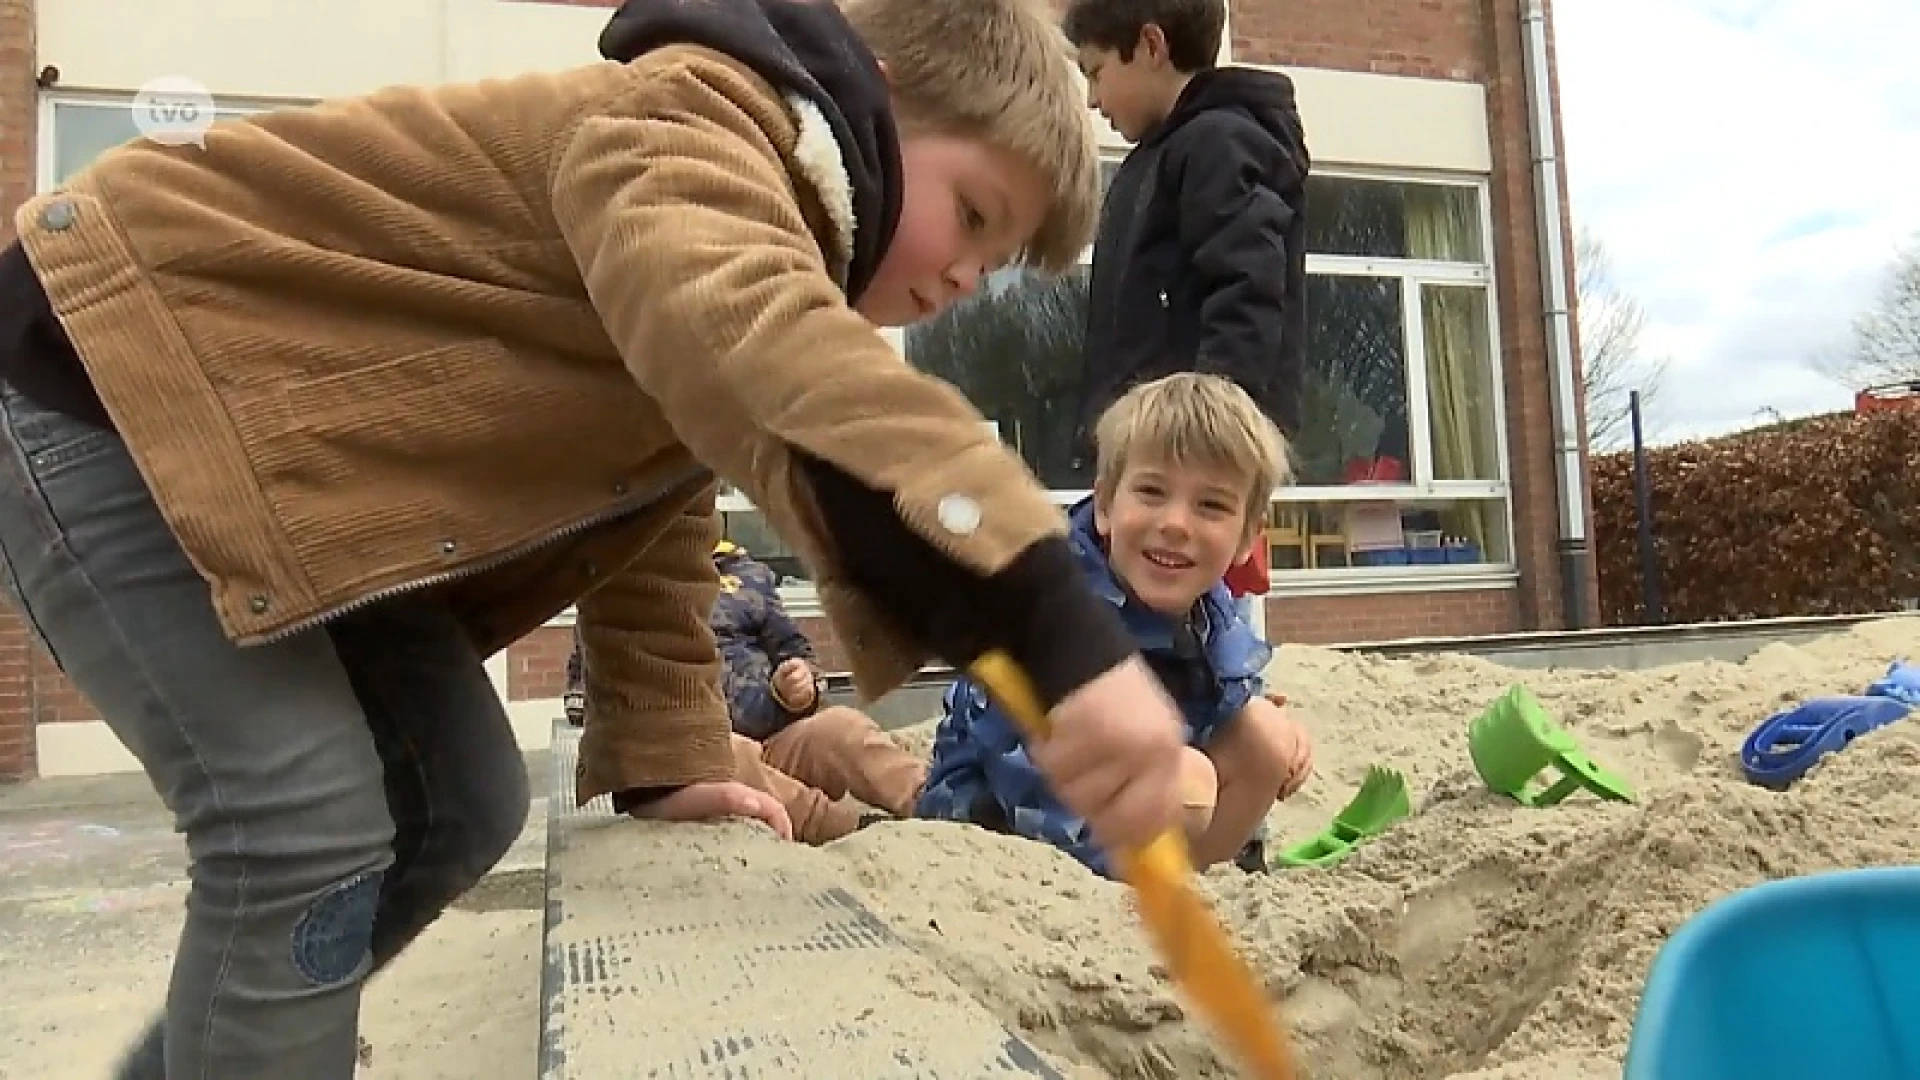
[919,373,1314,876]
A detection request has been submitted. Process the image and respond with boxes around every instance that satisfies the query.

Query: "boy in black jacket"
[1063,0,1310,475]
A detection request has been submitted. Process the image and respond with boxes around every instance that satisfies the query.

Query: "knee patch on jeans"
[291,870,383,986]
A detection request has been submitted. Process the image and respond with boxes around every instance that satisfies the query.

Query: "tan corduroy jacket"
[11,46,1066,804]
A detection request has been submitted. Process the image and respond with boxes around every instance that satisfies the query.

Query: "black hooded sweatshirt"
[1074,66,1310,469]
[597,0,904,304]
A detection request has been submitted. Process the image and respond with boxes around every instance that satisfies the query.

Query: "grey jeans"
[0,383,530,1079]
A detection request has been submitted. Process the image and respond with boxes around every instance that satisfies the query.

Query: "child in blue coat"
[918,373,1313,876]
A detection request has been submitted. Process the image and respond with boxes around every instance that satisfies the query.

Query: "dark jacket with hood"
[1075,67,1310,467]
[597,0,903,304]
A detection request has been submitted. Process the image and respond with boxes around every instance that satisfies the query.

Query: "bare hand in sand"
[772,657,817,711]
[628,781,794,841]
[1030,655,1186,852]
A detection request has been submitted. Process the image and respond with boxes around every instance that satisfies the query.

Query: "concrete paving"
[539,722,1075,1080]
[0,757,554,1079]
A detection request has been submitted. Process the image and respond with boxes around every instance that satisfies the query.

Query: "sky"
[1554,0,1920,443]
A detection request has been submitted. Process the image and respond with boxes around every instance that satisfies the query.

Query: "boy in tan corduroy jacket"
[0,0,1196,1075]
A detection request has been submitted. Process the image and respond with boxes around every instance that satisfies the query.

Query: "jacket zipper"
[246,466,713,645]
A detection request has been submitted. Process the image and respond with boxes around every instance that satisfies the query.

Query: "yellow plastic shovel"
[967,650,1300,1080]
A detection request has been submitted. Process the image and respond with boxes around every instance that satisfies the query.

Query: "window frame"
[39,91,1515,608]
[729,164,1520,608]
[36,89,304,193]
[1267,166,1517,588]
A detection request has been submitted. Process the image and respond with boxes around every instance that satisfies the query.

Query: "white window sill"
[727,568,1519,622]
[1269,565,1519,598]
[541,569,1520,628]
[778,586,825,620]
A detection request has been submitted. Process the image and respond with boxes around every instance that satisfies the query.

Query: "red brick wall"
[789,588,1516,668]
[0,0,28,223]
[1539,0,1604,626]
[0,0,35,779]
[1232,0,1487,81]
[508,586,1520,692]
[507,624,577,701]
[1267,588,1519,644]
[0,0,96,778]
[1234,0,1597,634]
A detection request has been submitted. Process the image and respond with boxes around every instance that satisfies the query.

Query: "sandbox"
[543,615,1920,1078]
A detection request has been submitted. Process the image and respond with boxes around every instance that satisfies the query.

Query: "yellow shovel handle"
[966,650,1299,1080]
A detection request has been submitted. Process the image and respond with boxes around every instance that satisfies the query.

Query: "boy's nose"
[1156,507,1194,537]
[944,262,983,300]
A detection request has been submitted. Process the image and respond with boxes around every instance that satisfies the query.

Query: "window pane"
[1305,177,1483,263]
[50,102,143,184]
[1294,274,1411,486]
[719,510,811,586]
[50,98,275,186]
[1266,498,1510,569]
[1423,285,1502,482]
[904,266,1090,489]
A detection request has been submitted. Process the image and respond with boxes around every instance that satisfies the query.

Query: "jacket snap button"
[440,540,457,555]
[248,595,269,614]
[582,562,598,578]
[612,482,628,497]
[39,200,76,231]
[936,494,982,536]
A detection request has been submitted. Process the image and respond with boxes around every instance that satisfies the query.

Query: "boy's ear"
[1093,495,1114,538]
[1238,519,1266,563]
[1137,23,1169,66]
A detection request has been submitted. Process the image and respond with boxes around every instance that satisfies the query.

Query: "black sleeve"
[610,453,1138,814]
[1166,111,1303,397]
[795,450,1136,712]
[564,627,584,693]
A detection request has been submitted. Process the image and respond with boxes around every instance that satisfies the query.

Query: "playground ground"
[7,615,1920,1078]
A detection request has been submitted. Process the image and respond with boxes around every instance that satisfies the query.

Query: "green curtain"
[1405,189,1500,558]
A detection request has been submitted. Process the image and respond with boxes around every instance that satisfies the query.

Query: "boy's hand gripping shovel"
[968,651,1300,1080]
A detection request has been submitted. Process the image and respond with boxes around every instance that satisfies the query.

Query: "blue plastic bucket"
[1626,868,1920,1079]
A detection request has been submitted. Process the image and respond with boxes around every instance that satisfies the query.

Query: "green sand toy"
[1469,684,1637,807]
[1272,766,1411,869]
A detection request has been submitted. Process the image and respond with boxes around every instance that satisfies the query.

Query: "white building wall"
[38,0,1491,171]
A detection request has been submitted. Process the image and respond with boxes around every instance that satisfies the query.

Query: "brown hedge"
[1592,409,1920,625]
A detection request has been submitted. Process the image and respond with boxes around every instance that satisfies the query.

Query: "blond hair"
[1093,374,1293,533]
[843,0,1101,271]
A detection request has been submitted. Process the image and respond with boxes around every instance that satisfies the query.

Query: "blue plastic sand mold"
[1738,694,1910,790]
[1625,867,1920,1080]
[1865,658,1920,706]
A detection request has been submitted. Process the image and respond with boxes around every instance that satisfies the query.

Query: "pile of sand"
[828,616,1920,1079]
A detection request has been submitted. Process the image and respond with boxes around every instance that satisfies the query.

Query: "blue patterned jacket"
[564,543,820,740]
[560,541,817,734]
[710,542,821,740]
[915,497,1272,877]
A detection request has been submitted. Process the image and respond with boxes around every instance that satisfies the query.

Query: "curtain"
[1406,189,1499,556]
